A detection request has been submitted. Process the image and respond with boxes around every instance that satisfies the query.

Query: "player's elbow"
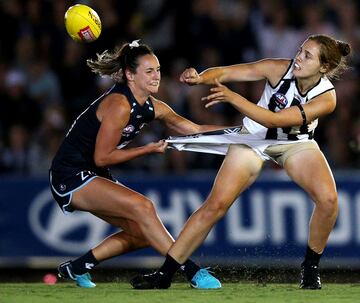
[262,120,277,128]
[94,153,108,167]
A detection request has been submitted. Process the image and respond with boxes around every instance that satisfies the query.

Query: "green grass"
[1,282,360,303]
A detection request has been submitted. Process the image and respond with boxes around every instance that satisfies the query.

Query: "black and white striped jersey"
[51,83,155,175]
[243,60,334,141]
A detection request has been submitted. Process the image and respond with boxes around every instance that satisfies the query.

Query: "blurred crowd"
[0,0,359,176]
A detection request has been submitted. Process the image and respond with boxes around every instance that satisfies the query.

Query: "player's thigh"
[284,148,337,200]
[72,177,152,220]
[209,144,264,204]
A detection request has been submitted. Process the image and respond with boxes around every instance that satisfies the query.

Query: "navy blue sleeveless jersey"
[51,83,155,176]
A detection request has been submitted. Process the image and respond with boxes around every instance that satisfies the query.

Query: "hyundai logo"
[28,188,115,254]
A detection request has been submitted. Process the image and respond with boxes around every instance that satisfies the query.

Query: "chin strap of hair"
[297,104,307,126]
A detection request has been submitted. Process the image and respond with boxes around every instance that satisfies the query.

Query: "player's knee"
[202,200,229,221]
[317,191,338,217]
[140,238,150,248]
[131,237,150,250]
[132,198,157,219]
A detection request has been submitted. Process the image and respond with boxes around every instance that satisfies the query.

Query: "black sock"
[159,254,182,278]
[301,246,322,267]
[181,260,201,281]
[71,250,99,275]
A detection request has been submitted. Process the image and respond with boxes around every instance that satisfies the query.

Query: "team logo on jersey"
[59,184,66,191]
[122,125,135,134]
[273,93,288,109]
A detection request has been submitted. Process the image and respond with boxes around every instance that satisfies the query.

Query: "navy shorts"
[49,169,117,214]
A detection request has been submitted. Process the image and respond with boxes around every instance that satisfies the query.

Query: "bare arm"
[203,79,336,128]
[180,59,291,87]
[152,97,224,135]
[93,94,167,167]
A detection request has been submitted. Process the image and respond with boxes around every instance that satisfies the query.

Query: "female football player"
[131,34,351,290]
[49,40,221,289]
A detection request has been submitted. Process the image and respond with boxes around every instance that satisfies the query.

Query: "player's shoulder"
[261,58,292,73]
[149,96,174,119]
[99,92,131,118]
[104,92,129,107]
[261,59,292,86]
[149,95,166,109]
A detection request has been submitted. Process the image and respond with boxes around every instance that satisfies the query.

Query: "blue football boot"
[190,268,221,289]
[58,261,96,288]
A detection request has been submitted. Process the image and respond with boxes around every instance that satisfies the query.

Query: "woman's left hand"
[201,79,237,108]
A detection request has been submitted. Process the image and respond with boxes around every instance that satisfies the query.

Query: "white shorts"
[166,126,320,167]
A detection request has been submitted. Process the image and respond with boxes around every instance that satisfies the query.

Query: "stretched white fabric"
[166,126,307,160]
[167,126,262,155]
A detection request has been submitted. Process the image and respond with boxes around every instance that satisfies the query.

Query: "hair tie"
[129,39,140,49]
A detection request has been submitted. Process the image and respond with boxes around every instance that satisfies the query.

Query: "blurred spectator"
[27,59,62,107]
[28,105,67,175]
[1,69,41,134]
[0,124,31,175]
[336,0,360,65]
[256,3,301,58]
[13,34,36,71]
[299,2,338,41]
[216,0,259,64]
[0,0,23,62]
[92,0,139,48]
[58,40,96,120]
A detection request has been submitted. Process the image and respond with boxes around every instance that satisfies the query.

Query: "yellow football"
[64,4,101,43]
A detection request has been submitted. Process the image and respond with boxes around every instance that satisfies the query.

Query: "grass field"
[1,282,360,303]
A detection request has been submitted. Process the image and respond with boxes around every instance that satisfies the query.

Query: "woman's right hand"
[146,140,168,153]
[179,68,201,85]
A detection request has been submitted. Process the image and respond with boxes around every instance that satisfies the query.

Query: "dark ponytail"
[87,40,154,83]
[337,40,351,57]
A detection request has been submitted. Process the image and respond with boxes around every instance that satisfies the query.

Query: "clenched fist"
[179,68,202,85]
